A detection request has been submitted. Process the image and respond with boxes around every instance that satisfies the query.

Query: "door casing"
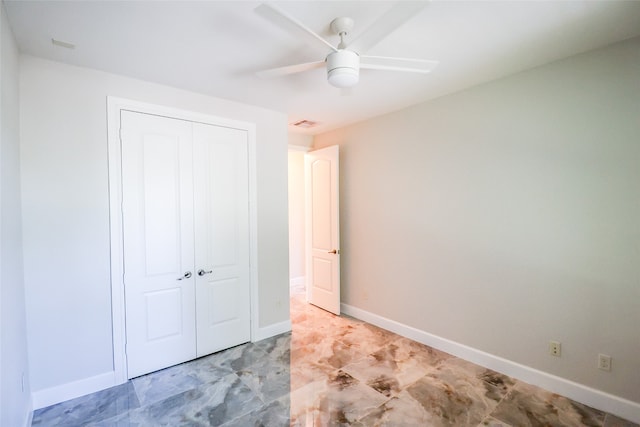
[107,97,259,384]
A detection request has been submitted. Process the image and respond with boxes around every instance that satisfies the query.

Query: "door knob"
[197,269,213,277]
[328,249,338,254]
[177,271,192,280]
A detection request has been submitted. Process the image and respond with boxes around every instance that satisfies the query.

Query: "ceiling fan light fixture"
[328,68,359,88]
[326,49,360,88]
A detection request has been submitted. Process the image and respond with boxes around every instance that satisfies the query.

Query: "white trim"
[288,144,312,152]
[106,96,259,384]
[31,372,115,410]
[248,125,260,344]
[106,97,127,385]
[341,303,640,425]
[289,276,305,287]
[253,320,292,342]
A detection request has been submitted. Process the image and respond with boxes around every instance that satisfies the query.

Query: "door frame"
[107,97,259,384]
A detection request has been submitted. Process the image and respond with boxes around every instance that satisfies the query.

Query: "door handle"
[197,269,213,277]
[177,271,192,280]
[328,249,338,254]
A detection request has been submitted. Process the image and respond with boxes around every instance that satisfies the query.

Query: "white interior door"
[193,123,251,356]
[120,111,197,378]
[305,145,340,314]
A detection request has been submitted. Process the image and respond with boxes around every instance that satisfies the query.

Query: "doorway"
[288,147,307,293]
[287,137,340,314]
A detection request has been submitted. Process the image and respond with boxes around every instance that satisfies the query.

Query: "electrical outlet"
[598,354,612,371]
[549,341,561,357]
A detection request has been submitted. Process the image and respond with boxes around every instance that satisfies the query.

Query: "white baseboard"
[32,371,116,410]
[341,303,640,425]
[23,395,33,427]
[253,319,292,342]
[24,411,33,427]
[290,276,305,287]
[31,319,292,411]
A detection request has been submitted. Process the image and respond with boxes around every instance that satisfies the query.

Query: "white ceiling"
[5,1,640,135]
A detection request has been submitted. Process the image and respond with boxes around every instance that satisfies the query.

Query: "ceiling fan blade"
[256,60,326,79]
[348,1,428,54]
[360,56,438,74]
[255,3,337,53]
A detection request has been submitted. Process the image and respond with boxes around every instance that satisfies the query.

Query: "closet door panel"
[193,123,251,357]
[120,111,196,378]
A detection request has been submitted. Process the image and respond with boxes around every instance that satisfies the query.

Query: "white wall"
[20,56,289,397]
[315,37,640,408]
[1,3,31,426]
[288,149,305,282]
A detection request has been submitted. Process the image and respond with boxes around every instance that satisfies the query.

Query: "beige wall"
[287,133,312,284]
[314,37,640,404]
[20,55,290,394]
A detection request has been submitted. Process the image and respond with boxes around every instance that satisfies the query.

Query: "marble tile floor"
[32,285,638,427]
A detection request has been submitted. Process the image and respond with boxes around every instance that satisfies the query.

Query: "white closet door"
[193,123,251,356]
[121,111,196,378]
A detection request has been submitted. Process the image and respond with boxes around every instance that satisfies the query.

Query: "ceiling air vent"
[291,120,317,129]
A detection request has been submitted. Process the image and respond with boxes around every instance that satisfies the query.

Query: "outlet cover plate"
[598,354,612,371]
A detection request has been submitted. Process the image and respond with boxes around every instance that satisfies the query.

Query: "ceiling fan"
[254,2,439,88]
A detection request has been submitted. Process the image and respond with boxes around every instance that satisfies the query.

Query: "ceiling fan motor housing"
[326,49,360,88]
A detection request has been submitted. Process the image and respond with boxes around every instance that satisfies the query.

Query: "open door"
[305,145,340,314]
